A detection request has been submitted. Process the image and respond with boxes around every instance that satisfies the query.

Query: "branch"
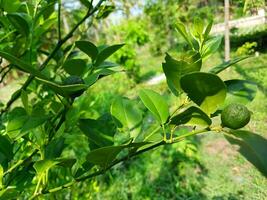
[0,0,106,116]
[36,128,211,197]
[58,0,62,41]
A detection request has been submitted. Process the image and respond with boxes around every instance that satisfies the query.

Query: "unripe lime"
[221,103,251,129]
[63,76,85,98]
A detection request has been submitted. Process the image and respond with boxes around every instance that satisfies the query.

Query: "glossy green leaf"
[224,79,257,106]
[45,137,65,159]
[201,36,222,60]
[63,59,87,76]
[0,51,47,79]
[95,44,124,66]
[191,17,204,41]
[0,135,13,160]
[0,165,3,188]
[20,90,29,113]
[84,68,116,86]
[175,22,193,48]
[7,13,31,36]
[7,107,49,140]
[79,0,93,9]
[78,116,115,149]
[34,159,58,175]
[1,0,21,13]
[96,61,119,69]
[87,146,123,168]
[139,89,169,124]
[203,20,213,40]
[171,106,212,127]
[0,186,19,200]
[111,97,143,138]
[209,56,249,74]
[36,77,88,97]
[162,53,202,96]
[180,72,226,115]
[224,130,267,177]
[75,41,98,61]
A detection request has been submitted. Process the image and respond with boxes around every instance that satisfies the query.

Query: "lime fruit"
[221,103,251,129]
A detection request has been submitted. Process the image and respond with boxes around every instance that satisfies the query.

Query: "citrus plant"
[0,1,266,199]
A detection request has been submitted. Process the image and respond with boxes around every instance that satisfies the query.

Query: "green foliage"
[236,42,258,56]
[0,2,265,199]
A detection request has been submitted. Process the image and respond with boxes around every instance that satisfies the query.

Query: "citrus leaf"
[180,72,226,115]
[7,13,31,36]
[209,56,248,74]
[139,89,169,124]
[78,117,115,149]
[0,51,47,79]
[224,79,257,106]
[175,22,193,48]
[201,36,222,60]
[111,97,143,138]
[224,130,267,177]
[86,146,124,168]
[162,53,201,96]
[36,78,88,97]
[75,41,98,61]
[171,106,212,127]
[84,68,116,86]
[0,135,13,160]
[95,44,124,66]
[63,59,87,76]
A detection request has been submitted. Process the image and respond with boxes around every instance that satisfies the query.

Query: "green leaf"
[203,19,213,40]
[110,97,143,138]
[78,116,115,149]
[0,186,19,200]
[20,90,29,113]
[0,135,13,160]
[224,80,257,106]
[0,165,3,189]
[162,53,202,96]
[34,159,75,176]
[86,146,124,168]
[171,106,212,127]
[95,44,124,66]
[36,77,88,97]
[0,51,47,79]
[1,0,21,13]
[224,130,267,177]
[201,36,222,60]
[175,22,193,49]
[75,41,98,61]
[79,0,93,9]
[7,13,31,36]
[96,61,119,69]
[7,107,49,140]
[191,17,204,41]
[209,56,249,74]
[45,137,65,159]
[84,68,116,86]
[34,159,58,175]
[139,89,169,124]
[180,72,226,115]
[21,115,49,133]
[63,59,87,76]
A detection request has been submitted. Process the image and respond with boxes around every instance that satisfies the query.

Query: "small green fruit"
[221,103,251,129]
[63,76,85,98]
